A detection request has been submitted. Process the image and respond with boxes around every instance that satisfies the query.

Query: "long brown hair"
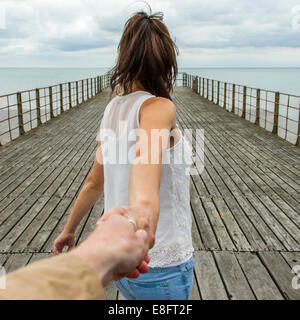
[108,8,179,100]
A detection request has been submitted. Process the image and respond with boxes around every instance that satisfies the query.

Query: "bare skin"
[72,209,149,287]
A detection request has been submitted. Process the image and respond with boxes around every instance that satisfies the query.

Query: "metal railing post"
[296,106,300,146]
[206,79,209,99]
[60,84,64,113]
[17,92,25,135]
[242,86,247,119]
[49,87,54,118]
[86,79,89,100]
[224,83,227,109]
[68,82,72,108]
[272,92,280,135]
[198,77,201,95]
[76,81,79,105]
[232,84,236,113]
[255,88,261,125]
[217,81,220,105]
[36,88,41,125]
[82,80,85,102]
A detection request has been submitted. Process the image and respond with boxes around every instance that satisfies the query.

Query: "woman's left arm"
[53,141,104,254]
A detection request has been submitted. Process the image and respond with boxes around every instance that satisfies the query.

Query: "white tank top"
[99,90,194,267]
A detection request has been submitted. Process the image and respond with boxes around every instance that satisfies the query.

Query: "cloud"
[0,0,299,67]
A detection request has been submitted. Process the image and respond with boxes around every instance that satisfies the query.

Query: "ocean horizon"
[0,67,300,97]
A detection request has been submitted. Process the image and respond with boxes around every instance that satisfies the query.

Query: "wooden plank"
[194,251,228,300]
[0,254,8,266]
[27,197,74,252]
[190,270,201,300]
[222,195,268,251]
[257,195,300,242]
[201,197,235,251]
[191,209,204,251]
[105,282,118,300]
[280,252,300,269]
[0,196,51,252]
[4,253,32,272]
[232,193,285,250]
[212,196,252,251]
[77,196,104,244]
[10,197,61,252]
[246,194,299,251]
[236,252,284,300]
[28,253,52,264]
[213,251,256,300]
[258,251,300,300]
[190,181,219,250]
[0,197,39,243]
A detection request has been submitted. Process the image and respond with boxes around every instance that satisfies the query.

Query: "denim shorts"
[114,257,194,300]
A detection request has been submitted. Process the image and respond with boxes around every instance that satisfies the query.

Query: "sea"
[0,67,299,97]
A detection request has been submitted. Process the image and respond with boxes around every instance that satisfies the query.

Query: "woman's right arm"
[100,98,176,250]
[53,141,104,254]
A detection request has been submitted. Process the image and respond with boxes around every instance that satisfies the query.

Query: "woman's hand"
[53,231,75,255]
[98,206,153,279]
[72,212,149,286]
[99,206,155,249]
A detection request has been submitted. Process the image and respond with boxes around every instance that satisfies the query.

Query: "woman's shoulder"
[142,96,176,113]
[139,96,176,127]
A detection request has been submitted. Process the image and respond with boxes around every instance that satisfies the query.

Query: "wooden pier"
[0,84,299,300]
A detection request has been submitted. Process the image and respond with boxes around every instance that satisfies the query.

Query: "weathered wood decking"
[0,87,299,300]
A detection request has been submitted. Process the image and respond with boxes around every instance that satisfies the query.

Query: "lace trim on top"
[148,235,194,268]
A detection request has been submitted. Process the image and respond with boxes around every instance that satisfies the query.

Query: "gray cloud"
[0,0,299,67]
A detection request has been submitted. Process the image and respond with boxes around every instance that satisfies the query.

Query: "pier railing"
[182,73,300,146]
[1,71,299,147]
[0,73,111,146]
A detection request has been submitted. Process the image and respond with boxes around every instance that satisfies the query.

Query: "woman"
[54,9,194,300]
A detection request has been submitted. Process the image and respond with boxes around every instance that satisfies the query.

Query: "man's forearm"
[0,253,104,300]
[64,182,103,233]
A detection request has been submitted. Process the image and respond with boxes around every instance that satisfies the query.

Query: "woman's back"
[99,91,194,267]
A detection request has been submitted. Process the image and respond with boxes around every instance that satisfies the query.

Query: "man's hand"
[53,231,75,255]
[99,206,155,280]
[100,206,155,249]
[72,210,149,287]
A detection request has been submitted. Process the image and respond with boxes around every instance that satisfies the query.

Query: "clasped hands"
[54,206,155,287]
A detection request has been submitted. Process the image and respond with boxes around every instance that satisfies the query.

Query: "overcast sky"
[0,0,300,68]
